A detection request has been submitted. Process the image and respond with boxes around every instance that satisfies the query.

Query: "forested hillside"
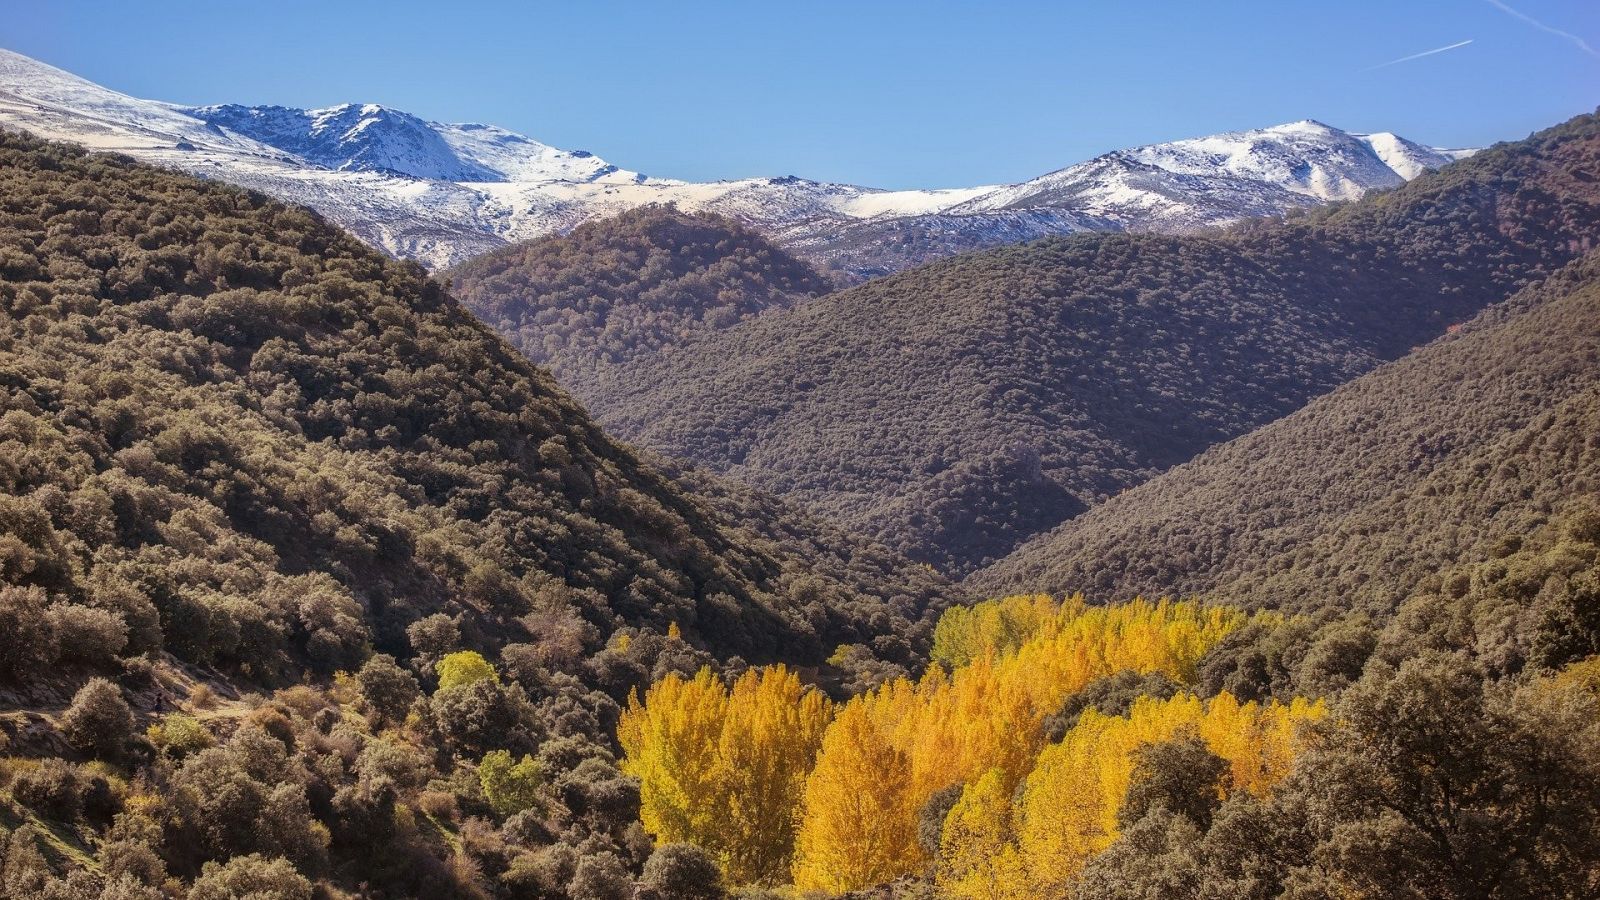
[973,246,1600,615]
[613,238,1600,891]
[586,113,1600,575]
[445,207,834,398]
[620,583,1600,897]
[0,133,956,898]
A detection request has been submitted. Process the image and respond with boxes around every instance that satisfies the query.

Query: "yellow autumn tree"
[791,700,921,893]
[931,594,1062,669]
[1012,692,1325,894]
[716,666,832,885]
[618,665,830,887]
[618,667,728,851]
[936,768,1025,900]
[435,650,497,691]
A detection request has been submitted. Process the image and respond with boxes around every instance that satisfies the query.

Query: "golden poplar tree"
[618,665,830,887]
[715,665,832,885]
[791,700,920,893]
[617,667,730,851]
[931,594,1062,668]
[936,768,1025,900]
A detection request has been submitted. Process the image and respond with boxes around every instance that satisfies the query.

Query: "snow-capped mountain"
[948,121,1474,230]
[184,102,645,184]
[0,48,1474,276]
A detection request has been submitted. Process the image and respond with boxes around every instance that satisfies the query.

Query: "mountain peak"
[1274,118,1340,132]
[184,101,505,180]
[0,47,1474,273]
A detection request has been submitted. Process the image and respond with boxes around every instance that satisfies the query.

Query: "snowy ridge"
[184,102,652,184]
[0,48,1475,275]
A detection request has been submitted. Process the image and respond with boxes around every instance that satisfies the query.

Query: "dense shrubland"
[446,206,834,399]
[0,132,954,898]
[588,112,1600,575]
[976,244,1600,617]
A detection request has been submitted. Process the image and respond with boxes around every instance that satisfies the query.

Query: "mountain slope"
[0,48,1467,276]
[0,130,955,689]
[445,206,835,397]
[581,112,1600,576]
[971,247,1600,614]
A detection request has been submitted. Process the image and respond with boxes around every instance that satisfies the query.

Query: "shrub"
[0,585,58,681]
[187,853,313,900]
[570,851,631,900]
[407,615,460,662]
[503,844,577,897]
[356,739,426,791]
[640,842,726,900]
[428,679,538,756]
[147,714,216,760]
[917,784,964,857]
[49,603,129,667]
[12,759,83,821]
[417,790,458,822]
[355,653,420,724]
[60,677,134,758]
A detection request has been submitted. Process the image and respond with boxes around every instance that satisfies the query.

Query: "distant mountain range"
[0,48,1472,277]
[570,114,1600,575]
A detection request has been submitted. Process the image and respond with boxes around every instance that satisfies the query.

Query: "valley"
[0,26,1596,900]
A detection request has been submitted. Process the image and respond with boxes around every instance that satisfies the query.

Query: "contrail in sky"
[1485,0,1600,59]
[1365,39,1474,70]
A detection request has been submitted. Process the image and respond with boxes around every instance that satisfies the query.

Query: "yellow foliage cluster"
[617,665,830,886]
[435,651,498,692]
[1545,654,1600,699]
[619,598,1317,896]
[789,700,921,893]
[938,692,1325,899]
[792,597,1254,891]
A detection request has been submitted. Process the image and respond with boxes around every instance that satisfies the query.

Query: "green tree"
[479,750,543,817]
[1118,730,1230,831]
[356,653,420,724]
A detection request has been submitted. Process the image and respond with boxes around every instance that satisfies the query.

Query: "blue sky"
[7,1,1598,188]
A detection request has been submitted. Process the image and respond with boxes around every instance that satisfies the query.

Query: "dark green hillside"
[973,248,1600,616]
[0,132,960,898]
[0,131,956,689]
[587,113,1600,575]
[446,205,834,397]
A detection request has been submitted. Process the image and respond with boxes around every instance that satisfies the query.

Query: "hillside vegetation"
[615,235,1600,892]
[586,113,1600,575]
[446,206,834,398]
[621,581,1600,897]
[0,133,955,898]
[973,247,1600,616]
